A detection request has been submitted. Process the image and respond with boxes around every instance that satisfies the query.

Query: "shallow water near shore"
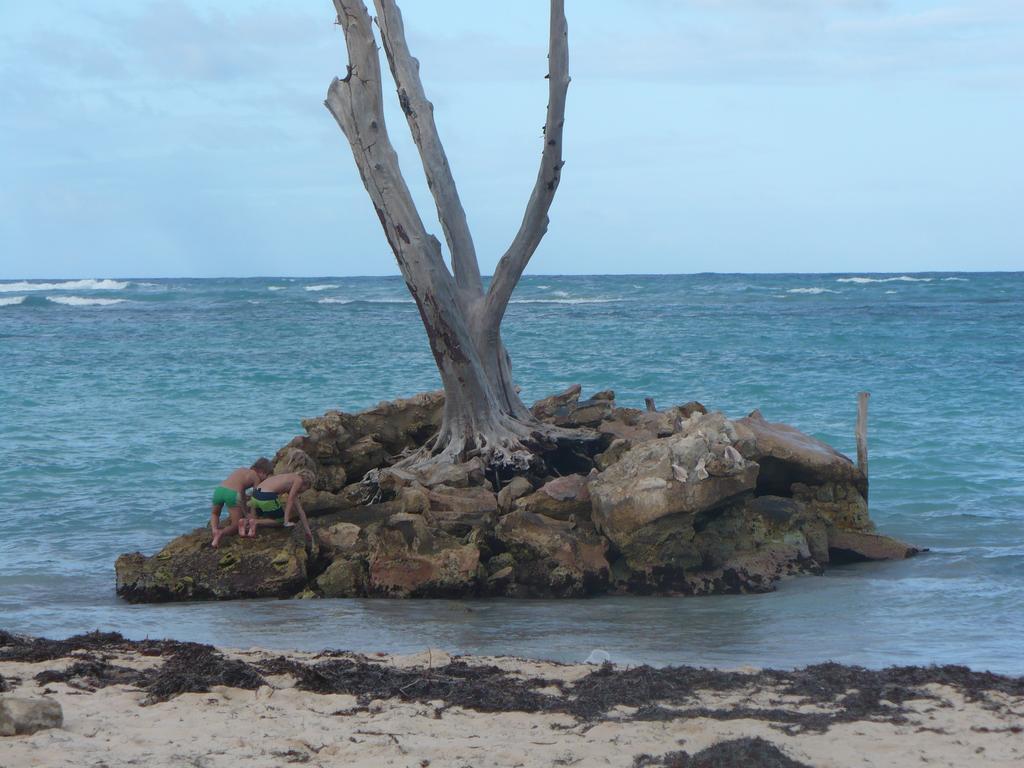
[2,273,1022,673]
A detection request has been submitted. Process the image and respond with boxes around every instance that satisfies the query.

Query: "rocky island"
[116,387,920,602]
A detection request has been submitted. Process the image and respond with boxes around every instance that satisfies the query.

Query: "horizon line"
[3,269,1022,281]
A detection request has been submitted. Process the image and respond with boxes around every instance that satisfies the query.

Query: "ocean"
[1,273,1021,673]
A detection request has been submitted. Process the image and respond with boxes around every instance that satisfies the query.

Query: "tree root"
[387,414,602,489]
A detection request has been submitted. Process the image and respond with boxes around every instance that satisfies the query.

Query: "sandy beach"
[1,631,1022,767]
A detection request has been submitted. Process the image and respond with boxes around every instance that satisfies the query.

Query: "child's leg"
[210,503,223,533]
[212,506,243,548]
[238,506,253,537]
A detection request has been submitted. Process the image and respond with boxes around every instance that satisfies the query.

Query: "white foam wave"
[318,297,414,305]
[46,296,127,307]
[267,286,287,291]
[552,290,570,297]
[885,290,898,294]
[787,287,839,295]
[836,276,933,284]
[320,295,619,307]
[0,278,129,293]
[0,296,27,306]
[943,277,969,282]
[510,298,620,305]
[305,284,340,292]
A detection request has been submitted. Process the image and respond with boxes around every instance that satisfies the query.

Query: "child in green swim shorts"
[210,458,273,548]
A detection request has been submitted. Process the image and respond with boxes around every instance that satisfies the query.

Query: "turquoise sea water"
[1,273,1022,672]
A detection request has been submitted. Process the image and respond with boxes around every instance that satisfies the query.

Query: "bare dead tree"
[326,0,588,478]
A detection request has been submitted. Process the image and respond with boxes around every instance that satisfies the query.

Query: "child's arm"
[294,494,312,541]
[292,493,311,540]
[286,477,313,541]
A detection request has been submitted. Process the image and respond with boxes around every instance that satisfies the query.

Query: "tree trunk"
[325,0,572,476]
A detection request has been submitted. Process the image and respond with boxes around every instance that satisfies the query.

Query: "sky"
[1,0,1022,278]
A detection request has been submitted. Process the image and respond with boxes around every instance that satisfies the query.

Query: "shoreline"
[2,631,1022,767]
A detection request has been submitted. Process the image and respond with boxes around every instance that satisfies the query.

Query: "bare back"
[221,467,258,493]
[257,473,301,495]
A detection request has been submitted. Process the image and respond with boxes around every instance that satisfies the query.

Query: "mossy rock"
[315,558,369,597]
[115,526,309,603]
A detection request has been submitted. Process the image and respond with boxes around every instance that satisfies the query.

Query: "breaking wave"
[0,296,27,306]
[509,298,621,305]
[0,279,129,293]
[305,284,340,292]
[837,276,934,284]
[267,286,287,291]
[318,297,414,305]
[786,288,840,295]
[318,295,616,306]
[46,296,128,307]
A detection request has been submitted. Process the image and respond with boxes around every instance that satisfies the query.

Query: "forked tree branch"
[484,0,569,326]
[325,0,452,286]
[374,0,483,296]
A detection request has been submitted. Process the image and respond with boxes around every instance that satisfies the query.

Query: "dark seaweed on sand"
[574,662,1024,733]
[35,659,139,691]
[1,630,266,704]
[140,645,266,704]
[5,630,1023,732]
[633,737,813,768]
[261,656,562,714]
[254,655,1024,734]
[567,662,754,719]
[0,630,130,663]
[779,661,1024,704]
[0,629,208,664]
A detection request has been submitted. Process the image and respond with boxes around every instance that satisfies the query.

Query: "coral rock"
[515,474,592,521]
[366,514,481,597]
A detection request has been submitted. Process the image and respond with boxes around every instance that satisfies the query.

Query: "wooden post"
[645,397,657,413]
[856,391,869,485]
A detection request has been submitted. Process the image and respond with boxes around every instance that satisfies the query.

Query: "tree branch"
[327,1,497,427]
[484,0,569,325]
[374,0,483,296]
[325,0,451,285]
